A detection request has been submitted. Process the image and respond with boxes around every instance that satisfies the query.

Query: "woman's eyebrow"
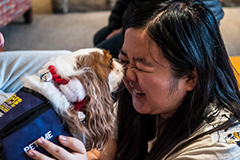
[133,57,153,67]
[120,49,153,66]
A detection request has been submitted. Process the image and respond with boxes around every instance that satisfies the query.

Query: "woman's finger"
[34,137,74,160]
[58,135,87,155]
[106,28,122,39]
[26,149,55,160]
[26,136,87,160]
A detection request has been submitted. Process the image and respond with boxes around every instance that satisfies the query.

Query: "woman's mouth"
[134,89,145,95]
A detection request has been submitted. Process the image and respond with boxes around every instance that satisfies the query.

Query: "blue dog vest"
[0,87,71,160]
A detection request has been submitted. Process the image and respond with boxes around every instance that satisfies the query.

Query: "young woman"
[26,0,240,159]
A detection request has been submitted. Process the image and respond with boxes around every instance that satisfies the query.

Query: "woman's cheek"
[123,79,132,93]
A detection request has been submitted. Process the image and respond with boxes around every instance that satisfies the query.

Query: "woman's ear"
[186,68,197,91]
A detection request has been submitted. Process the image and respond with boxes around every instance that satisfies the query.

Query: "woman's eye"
[130,64,142,72]
[136,67,143,72]
[120,59,129,66]
[109,58,113,65]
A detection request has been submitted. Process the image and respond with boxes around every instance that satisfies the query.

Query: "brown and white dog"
[22,48,123,150]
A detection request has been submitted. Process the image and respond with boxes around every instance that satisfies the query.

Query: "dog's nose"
[112,58,121,63]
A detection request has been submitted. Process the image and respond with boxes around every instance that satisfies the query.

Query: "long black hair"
[115,0,240,159]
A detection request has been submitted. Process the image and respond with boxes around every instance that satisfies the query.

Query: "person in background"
[94,0,224,58]
[26,0,240,159]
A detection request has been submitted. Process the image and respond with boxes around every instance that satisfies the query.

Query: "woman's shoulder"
[171,123,240,159]
[167,108,240,159]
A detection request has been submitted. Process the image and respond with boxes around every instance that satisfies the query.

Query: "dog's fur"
[23,48,123,150]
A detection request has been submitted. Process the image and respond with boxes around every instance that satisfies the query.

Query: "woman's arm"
[108,0,129,31]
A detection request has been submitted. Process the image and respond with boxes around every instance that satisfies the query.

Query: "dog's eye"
[110,58,113,65]
[108,58,114,69]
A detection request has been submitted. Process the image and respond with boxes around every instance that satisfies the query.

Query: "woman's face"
[119,28,192,118]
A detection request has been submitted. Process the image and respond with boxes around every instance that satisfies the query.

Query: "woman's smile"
[134,89,145,95]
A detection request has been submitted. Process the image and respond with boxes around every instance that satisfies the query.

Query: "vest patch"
[225,132,240,147]
[0,94,22,117]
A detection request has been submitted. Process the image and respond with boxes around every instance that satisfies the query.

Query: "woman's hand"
[26,135,87,160]
[106,28,123,40]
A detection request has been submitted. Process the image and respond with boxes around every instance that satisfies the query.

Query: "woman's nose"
[124,66,138,82]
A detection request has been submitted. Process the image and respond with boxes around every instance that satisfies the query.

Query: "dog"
[22,48,124,150]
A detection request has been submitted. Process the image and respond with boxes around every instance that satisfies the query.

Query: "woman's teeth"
[134,89,145,95]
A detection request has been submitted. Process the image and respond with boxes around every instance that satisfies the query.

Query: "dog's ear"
[73,68,114,150]
[74,53,94,70]
[75,57,82,69]
[74,51,112,84]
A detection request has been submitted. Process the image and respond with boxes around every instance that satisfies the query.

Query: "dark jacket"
[108,0,224,31]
